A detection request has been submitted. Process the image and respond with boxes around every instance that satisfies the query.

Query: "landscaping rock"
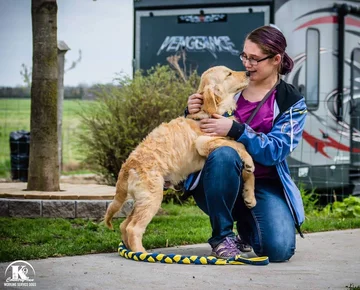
[76,201,106,218]
[42,200,75,218]
[0,199,8,216]
[8,200,41,217]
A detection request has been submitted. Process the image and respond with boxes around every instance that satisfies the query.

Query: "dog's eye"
[227,72,232,77]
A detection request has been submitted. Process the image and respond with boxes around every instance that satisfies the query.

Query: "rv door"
[350,47,360,167]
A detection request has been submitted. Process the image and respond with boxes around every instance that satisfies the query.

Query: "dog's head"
[197,66,249,116]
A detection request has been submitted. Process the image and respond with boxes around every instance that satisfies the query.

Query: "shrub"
[78,65,200,184]
[317,196,360,218]
[300,184,320,215]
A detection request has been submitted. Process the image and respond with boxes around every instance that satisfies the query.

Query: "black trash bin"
[10,130,30,182]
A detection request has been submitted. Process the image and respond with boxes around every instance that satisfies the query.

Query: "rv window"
[305,28,320,110]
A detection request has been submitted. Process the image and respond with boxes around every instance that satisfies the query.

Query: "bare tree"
[20,63,32,88]
[65,49,82,72]
[20,49,82,87]
[27,0,60,191]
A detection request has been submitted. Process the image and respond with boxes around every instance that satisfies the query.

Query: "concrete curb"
[0,198,134,219]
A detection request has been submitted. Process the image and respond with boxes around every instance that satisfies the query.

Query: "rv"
[133,0,360,200]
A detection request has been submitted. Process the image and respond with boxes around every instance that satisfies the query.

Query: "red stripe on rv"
[302,130,331,158]
[295,16,337,31]
[302,130,360,159]
[295,16,360,31]
[346,17,360,27]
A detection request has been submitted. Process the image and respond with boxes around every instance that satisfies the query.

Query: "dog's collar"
[223,110,234,118]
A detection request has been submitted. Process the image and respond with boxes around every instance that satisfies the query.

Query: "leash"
[245,77,280,125]
[118,241,269,266]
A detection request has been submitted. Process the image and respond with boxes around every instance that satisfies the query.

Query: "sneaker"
[234,235,259,258]
[235,235,253,252]
[210,236,242,259]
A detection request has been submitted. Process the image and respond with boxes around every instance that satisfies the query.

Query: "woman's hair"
[246,25,293,75]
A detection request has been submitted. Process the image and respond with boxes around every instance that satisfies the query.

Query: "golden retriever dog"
[104,66,256,252]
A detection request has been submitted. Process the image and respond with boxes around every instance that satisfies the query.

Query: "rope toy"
[118,241,269,266]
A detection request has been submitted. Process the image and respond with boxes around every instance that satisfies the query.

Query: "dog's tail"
[104,170,128,230]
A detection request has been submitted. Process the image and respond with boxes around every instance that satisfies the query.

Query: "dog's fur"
[104,66,256,252]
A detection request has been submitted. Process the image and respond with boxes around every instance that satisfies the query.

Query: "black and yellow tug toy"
[118,241,269,266]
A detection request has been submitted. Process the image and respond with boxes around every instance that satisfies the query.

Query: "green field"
[0,98,92,178]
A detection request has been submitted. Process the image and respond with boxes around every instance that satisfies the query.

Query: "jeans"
[190,146,296,262]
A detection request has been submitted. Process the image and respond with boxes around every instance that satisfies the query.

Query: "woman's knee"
[249,183,297,262]
[208,146,242,168]
[257,233,296,262]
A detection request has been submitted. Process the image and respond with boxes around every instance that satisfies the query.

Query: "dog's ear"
[197,71,211,94]
[213,84,224,103]
[202,86,218,115]
[197,79,208,95]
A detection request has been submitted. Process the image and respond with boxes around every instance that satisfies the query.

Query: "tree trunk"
[27,0,59,191]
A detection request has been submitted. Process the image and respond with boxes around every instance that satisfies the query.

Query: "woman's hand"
[199,114,233,137]
[187,93,203,114]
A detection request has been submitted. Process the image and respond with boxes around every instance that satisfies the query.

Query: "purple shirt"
[234,90,278,179]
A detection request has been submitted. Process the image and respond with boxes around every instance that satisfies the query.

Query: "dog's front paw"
[243,157,255,173]
[244,194,256,208]
[243,187,256,209]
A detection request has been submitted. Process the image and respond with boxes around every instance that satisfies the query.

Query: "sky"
[0,0,133,87]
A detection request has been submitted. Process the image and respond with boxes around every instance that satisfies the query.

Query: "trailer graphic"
[156,35,240,59]
[133,0,360,199]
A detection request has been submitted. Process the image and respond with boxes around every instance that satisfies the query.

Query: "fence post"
[57,41,70,175]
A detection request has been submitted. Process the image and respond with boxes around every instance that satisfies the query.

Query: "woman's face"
[241,39,280,82]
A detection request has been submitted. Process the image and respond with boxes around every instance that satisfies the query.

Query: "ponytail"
[280,52,294,75]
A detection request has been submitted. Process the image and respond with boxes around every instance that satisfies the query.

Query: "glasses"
[239,53,274,66]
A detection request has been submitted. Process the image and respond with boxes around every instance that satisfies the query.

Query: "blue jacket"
[184,79,308,235]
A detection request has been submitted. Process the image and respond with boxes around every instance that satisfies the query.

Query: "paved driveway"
[1,229,359,290]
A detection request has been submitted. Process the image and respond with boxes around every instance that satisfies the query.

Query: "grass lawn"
[1,203,360,262]
[0,98,93,178]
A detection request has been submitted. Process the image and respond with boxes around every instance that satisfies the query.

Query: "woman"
[184,25,307,262]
